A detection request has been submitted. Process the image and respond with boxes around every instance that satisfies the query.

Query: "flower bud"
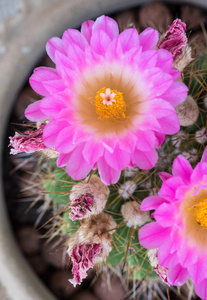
[68,213,116,286]
[69,175,109,221]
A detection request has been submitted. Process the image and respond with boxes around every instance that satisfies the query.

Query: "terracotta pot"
[0,0,206,299]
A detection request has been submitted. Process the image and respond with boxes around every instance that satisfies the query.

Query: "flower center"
[195,201,207,227]
[94,87,127,120]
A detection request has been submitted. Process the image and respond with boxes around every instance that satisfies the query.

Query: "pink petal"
[29,67,60,96]
[158,241,179,269]
[143,67,174,98]
[148,98,176,119]
[161,81,188,107]
[191,162,207,185]
[118,28,140,52]
[172,155,193,184]
[46,37,65,63]
[154,203,176,227]
[159,176,184,201]
[176,240,198,268]
[156,49,173,72]
[43,78,66,95]
[100,135,117,153]
[139,222,171,248]
[167,264,189,286]
[118,131,137,153]
[106,36,123,60]
[97,156,121,185]
[154,131,165,148]
[92,16,119,40]
[138,113,161,132]
[201,146,207,162]
[157,113,180,135]
[57,153,71,167]
[194,278,207,300]
[138,50,157,70]
[55,51,80,83]
[132,148,158,170]
[141,195,167,211]
[139,28,159,51]
[43,119,69,148]
[81,20,94,43]
[188,257,207,284]
[90,29,111,55]
[104,146,130,170]
[135,130,156,151]
[40,96,67,118]
[66,144,91,180]
[55,126,76,153]
[159,172,172,182]
[25,100,47,121]
[62,29,88,52]
[65,43,87,70]
[82,139,104,165]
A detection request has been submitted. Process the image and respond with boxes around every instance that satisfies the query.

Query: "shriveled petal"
[167,264,189,286]
[139,28,159,51]
[81,20,94,43]
[139,222,171,249]
[141,195,167,211]
[172,155,193,184]
[25,100,47,121]
[97,156,121,185]
[66,144,91,180]
[132,148,158,169]
[92,16,119,40]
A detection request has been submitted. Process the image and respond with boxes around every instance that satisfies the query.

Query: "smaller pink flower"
[158,19,187,59]
[69,243,102,287]
[9,124,47,155]
[69,194,93,221]
[139,147,207,300]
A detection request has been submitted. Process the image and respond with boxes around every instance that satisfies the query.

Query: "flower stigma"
[94,87,128,120]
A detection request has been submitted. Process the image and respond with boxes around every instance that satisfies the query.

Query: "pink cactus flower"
[69,243,102,287]
[158,19,187,59]
[25,16,188,185]
[139,147,207,300]
[9,124,47,154]
[69,194,93,221]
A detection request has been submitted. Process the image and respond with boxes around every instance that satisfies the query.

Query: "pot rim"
[0,0,206,299]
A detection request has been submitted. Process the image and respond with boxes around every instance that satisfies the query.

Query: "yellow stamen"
[196,201,207,227]
[94,87,128,120]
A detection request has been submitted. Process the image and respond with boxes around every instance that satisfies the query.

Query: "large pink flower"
[139,148,207,300]
[25,16,188,185]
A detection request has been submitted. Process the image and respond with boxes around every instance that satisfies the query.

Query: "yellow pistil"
[94,87,128,120]
[196,201,207,227]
